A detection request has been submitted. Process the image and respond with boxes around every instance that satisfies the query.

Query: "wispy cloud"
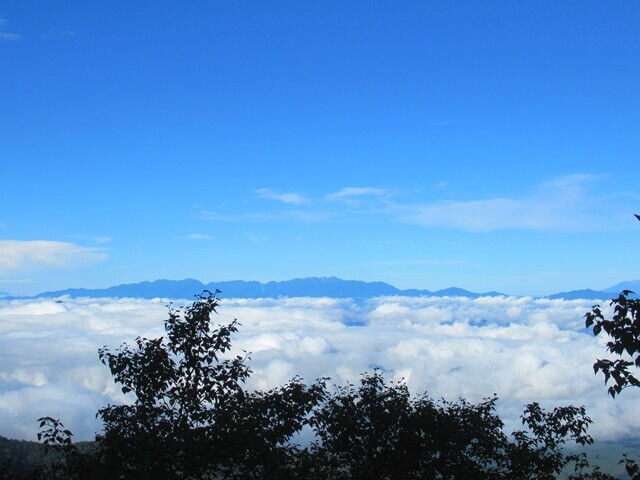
[42,30,78,39]
[199,209,332,224]
[397,198,527,231]
[198,210,234,222]
[0,17,22,41]
[183,233,215,240]
[69,234,112,245]
[255,188,307,205]
[0,240,107,273]
[200,175,618,232]
[326,187,390,201]
[93,236,112,244]
[244,233,270,243]
[395,174,614,232]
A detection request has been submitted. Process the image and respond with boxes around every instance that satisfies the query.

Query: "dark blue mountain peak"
[23,277,638,301]
[32,277,453,300]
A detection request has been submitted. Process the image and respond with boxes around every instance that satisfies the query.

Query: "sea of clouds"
[1,294,638,442]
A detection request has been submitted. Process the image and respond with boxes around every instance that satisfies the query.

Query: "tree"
[69,291,324,479]
[28,289,615,478]
[585,290,640,398]
[584,214,640,479]
[585,292,640,479]
[308,370,606,480]
[507,403,602,480]
[309,370,506,479]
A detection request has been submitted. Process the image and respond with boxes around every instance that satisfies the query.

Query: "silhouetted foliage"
[16,290,616,478]
[586,290,640,398]
[585,278,640,479]
[0,435,47,477]
[309,371,506,479]
[586,215,640,480]
[308,370,607,479]
[92,290,326,479]
[508,403,596,480]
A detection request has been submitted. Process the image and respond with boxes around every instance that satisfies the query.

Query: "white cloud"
[198,175,627,235]
[225,175,621,232]
[326,187,389,201]
[244,233,270,243]
[42,30,78,39]
[0,294,636,443]
[198,210,239,222]
[397,198,525,231]
[0,17,22,41]
[539,173,603,190]
[93,236,112,244]
[255,188,307,205]
[0,240,107,274]
[396,174,612,232]
[199,208,332,224]
[69,234,112,245]
[184,233,215,240]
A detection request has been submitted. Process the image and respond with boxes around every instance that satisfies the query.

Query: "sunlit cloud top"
[1,295,637,443]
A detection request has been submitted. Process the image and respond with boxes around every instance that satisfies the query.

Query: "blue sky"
[1,1,639,296]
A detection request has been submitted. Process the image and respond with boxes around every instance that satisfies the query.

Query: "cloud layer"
[1,294,637,442]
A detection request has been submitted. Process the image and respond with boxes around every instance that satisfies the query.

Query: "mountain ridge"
[13,277,638,301]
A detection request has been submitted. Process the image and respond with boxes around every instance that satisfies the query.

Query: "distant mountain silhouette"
[546,281,640,300]
[431,287,483,298]
[33,277,507,300]
[603,279,640,294]
[21,277,639,301]
[546,289,612,301]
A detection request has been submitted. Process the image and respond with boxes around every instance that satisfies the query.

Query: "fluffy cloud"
[0,240,107,273]
[0,295,637,442]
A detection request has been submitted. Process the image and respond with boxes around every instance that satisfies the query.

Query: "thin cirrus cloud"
[0,240,107,273]
[183,233,215,241]
[325,187,390,201]
[0,16,22,41]
[210,175,616,232]
[396,198,532,232]
[199,208,332,224]
[387,174,616,232]
[255,188,307,205]
[0,295,637,442]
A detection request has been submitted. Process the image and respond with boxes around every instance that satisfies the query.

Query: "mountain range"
[14,277,639,301]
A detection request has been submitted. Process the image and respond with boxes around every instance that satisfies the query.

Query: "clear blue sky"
[1,1,639,296]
